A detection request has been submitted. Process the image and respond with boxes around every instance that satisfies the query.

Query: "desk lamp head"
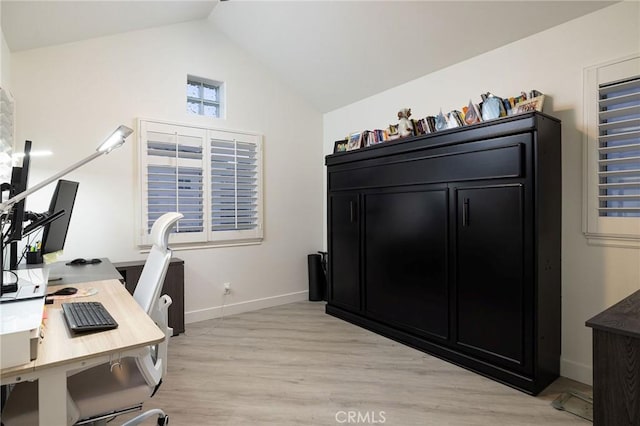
[97,125,133,154]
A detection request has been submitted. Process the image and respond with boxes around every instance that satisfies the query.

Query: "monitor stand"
[1,271,18,294]
[0,241,13,294]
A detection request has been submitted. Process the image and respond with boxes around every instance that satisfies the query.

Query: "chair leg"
[120,408,168,426]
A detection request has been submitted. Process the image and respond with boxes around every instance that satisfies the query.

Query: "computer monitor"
[6,140,32,245]
[1,141,32,291]
[4,141,33,271]
[41,179,79,255]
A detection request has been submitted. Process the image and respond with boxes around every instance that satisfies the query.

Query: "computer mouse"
[66,258,102,266]
[54,287,78,296]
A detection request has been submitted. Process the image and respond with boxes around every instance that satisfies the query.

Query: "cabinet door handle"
[463,198,470,227]
[349,201,356,223]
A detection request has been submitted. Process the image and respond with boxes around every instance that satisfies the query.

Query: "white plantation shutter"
[584,55,640,244]
[139,120,263,246]
[140,121,207,244]
[598,77,640,217]
[209,130,263,242]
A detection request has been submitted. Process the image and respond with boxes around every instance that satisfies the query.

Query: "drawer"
[329,142,525,191]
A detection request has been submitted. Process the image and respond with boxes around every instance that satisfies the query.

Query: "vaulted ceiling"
[1,1,617,112]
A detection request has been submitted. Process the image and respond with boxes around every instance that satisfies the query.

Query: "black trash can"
[307,253,326,301]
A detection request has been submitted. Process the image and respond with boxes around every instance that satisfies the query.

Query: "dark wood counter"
[114,258,184,336]
[587,290,640,425]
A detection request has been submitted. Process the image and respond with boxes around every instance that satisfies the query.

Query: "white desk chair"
[2,212,183,426]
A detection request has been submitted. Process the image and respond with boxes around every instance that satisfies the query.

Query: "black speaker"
[307,254,326,301]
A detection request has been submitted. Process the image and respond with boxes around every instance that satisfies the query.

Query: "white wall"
[0,5,8,90]
[0,36,8,90]
[1,13,13,183]
[10,20,324,322]
[323,2,640,385]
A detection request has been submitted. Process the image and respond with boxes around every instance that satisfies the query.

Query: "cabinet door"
[365,188,449,340]
[115,262,184,336]
[121,266,143,295]
[328,193,361,312]
[164,263,185,334]
[455,185,528,370]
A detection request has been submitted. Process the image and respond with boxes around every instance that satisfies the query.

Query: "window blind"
[598,76,640,217]
[144,129,206,240]
[139,119,263,246]
[210,138,259,233]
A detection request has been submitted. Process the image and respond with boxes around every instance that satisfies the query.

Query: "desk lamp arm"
[0,125,133,214]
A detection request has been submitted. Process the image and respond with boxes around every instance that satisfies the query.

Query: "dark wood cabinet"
[454,184,530,372]
[113,258,185,336]
[325,112,561,395]
[328,193,361,312]
[587,290,640,426]
[364,188,449,340]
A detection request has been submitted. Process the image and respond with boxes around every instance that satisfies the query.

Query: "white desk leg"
[38,370,67,425]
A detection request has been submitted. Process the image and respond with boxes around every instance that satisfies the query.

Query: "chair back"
[133,212,182,387]
[134,212,183,314]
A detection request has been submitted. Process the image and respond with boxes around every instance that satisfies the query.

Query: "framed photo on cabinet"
[347,132,363,151]
[334,140,348,153]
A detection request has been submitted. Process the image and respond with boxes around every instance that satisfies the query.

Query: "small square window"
[187,100,201,115]
[203,103,218,117]
[203,85,218,102]
[186,81,201,98]
[187,76,223,118]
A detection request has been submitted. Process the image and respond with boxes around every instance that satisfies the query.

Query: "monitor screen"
[6,140,32,244]
[41,179,79,255]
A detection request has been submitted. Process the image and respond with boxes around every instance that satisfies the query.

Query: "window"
[186,76,224,118]
[139,120,263,246]
[584,55,640,246]
[209,130,262,242]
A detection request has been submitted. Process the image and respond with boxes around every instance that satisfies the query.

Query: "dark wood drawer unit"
[114,258,185,336]
[587,291,640,426]
[326,112,561,395]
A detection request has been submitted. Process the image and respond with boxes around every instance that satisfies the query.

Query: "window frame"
[583,54,640,247]
[138,118,263,248]
[186,75,225,119]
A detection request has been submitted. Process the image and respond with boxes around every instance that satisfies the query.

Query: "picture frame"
[333,140,348,153]
[514,95,545,114]
[346,132,362,151]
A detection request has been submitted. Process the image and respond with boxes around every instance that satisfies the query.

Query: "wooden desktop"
[0,278,164,425]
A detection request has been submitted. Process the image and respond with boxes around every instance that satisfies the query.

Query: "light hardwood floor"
[129,302,591,425]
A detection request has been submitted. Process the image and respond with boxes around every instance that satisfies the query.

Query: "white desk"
[0,268,49,368]
[1,278,164,425]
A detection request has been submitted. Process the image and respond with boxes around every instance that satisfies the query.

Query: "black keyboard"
[62,302,118,332]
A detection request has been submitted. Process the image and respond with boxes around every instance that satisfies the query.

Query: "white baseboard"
[185,290,309,324]
[560,358,592,386]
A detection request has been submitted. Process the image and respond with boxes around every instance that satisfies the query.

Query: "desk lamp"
[0,125,132,213]
[0,125,133,292]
